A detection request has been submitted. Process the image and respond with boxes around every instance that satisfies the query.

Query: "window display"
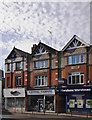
[69,99,75,108]
[86,99,92,108]
[77,100,83,108]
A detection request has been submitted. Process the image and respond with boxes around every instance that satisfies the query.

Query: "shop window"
[7,63,10,71]
[7,98,25,108]
[68,55,84,65]
[34,75,47,86]
[68,72,84,85]
[34,60,48,69]
[7,77,10,88]
[16,62,21,70]
[15,76,21,86]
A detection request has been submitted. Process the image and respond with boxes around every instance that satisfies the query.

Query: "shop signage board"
[55,86,92,94]
[58,78,65,85]
[3,88,25,98]
[27,89,55,95]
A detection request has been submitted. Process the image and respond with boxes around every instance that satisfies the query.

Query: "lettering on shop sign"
[27,89,55,95]
[60,89,91,92]
[15,71,21,74]
[34,70,48,73]
[71,66,80,70]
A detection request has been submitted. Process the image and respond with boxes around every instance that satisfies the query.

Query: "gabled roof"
[62,35,90,51]
[6,47,31,59]
[32,42,58,56]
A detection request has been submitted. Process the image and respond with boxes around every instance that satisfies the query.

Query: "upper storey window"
[7,63,10,71]
[16,62,21,70]
[68,55,84,65]
[34,60,48,69]
[68,72,84,85]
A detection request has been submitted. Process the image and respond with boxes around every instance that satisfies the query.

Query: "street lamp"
[48,30,53,47]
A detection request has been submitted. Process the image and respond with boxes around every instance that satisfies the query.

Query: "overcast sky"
[0,1,91,71]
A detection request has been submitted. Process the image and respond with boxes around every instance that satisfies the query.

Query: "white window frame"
[15,76,21,86]
[67,72,84,85]
[34,60,48,69]
[68,55,84,65]
[34,75,47,86]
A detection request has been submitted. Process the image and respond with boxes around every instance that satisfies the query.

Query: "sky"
[0,1,91,71]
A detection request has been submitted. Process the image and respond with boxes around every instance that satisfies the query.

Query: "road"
[1,110,92,120]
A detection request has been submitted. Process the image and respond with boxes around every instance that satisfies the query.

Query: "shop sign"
[15,71,21,74]
[58,78,65,84]
[71,66,80,70]
[27,89,55,95]
[55,86,92,94]
[34,70,48,73]
[60,88,91,92]
[3,88,25,98]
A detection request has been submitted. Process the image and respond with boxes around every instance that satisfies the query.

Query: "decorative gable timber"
[62,35,90,51]
[7,47,31,59]
[7,47,21,59]
[34,46,48,56]
[32,42,57,56]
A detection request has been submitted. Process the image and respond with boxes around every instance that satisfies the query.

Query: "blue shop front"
[55,86,92,113]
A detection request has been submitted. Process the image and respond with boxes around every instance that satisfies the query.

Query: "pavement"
[1,110,92,120]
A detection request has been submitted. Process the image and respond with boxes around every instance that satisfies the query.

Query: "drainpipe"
[86,47,89,84]
[49,53,52,87]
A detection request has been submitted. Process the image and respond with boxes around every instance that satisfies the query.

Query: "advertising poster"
[86,99,92,108]
[69,99,75,108]
[77,100,83,108]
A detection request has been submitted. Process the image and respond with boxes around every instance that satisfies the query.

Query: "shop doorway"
[38,99,44,112]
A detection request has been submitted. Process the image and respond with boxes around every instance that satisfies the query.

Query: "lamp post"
[48,30,53,47]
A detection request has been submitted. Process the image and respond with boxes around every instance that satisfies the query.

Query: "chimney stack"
[31,44,37,53]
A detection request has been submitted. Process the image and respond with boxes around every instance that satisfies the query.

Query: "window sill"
[67,83,84,85]
[67,63,85,66]
[34,85,47,87]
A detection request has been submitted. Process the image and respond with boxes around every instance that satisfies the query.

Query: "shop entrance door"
[38,99,44,112]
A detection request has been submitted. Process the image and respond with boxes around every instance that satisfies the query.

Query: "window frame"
[16,62,21,70]
[68,55,84,65]
[34,75,47,86]
[15,76,21,86]
[7,63,10,71]
[34,60,48,69]
[67,72,84,85]
[7,77,10,88]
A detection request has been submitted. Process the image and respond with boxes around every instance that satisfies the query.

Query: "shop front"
[27,89,55,112]
[55,86,92,114]
[4,88,25,112]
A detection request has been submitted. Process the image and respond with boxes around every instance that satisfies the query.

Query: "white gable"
[62,35,89,51]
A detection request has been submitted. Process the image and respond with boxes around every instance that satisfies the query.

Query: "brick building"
[27,42,59,112]
[3,35,92,113]
[4,47,31,112]
[55,35,92,114]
